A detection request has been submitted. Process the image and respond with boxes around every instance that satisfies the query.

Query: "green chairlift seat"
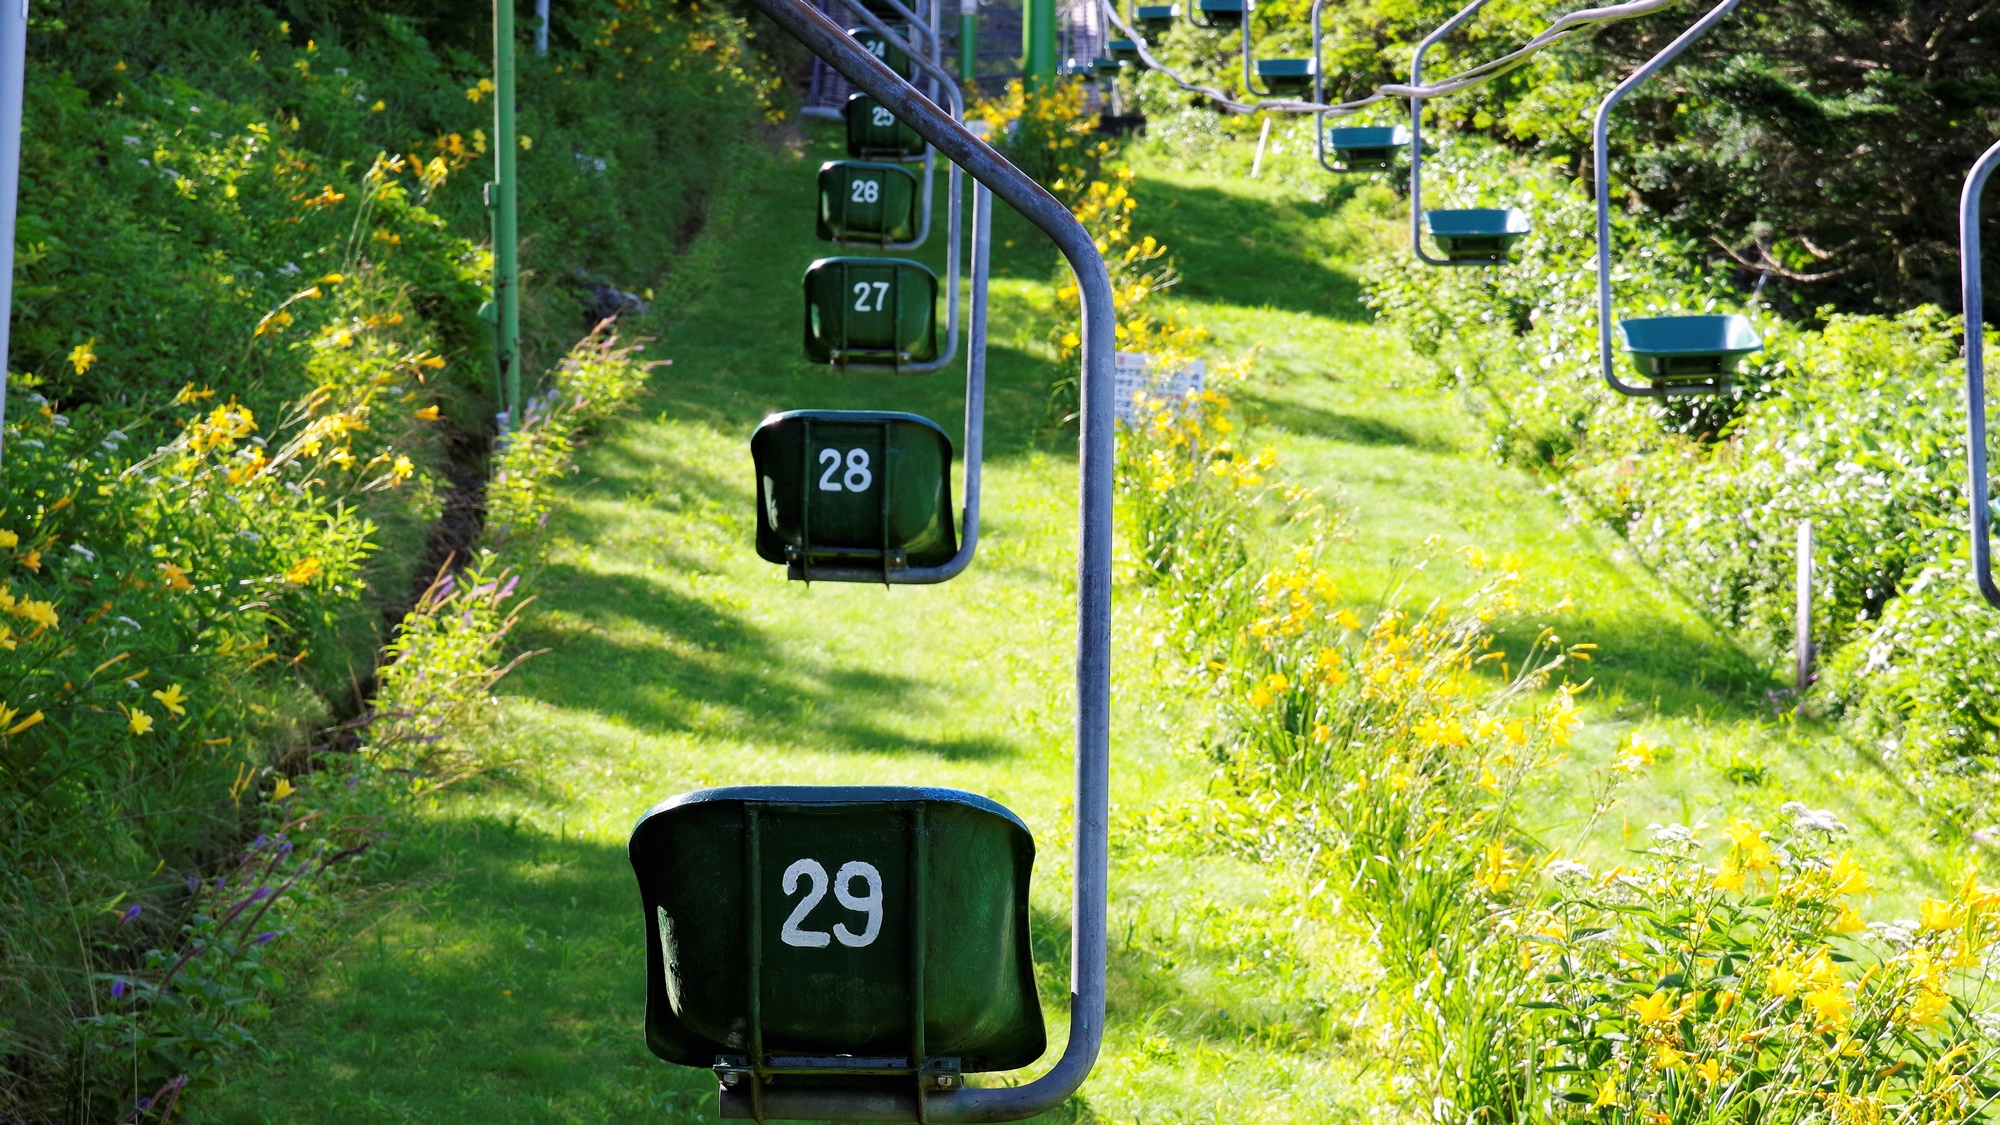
[630,786,1044,1097]
[1326,125,1409,171]
[1065,58,1098,79]
[1192,0,1244,28]
[817,162,921,245]
[1107,37,1144,63]
[803,257,938,366]
[1616,314,1764,387]
[752,411,958,578]
[1255,57,1315,96]
[1422,207,1529,264]
[1136,3,1181,33]
[845,93,925,160]
[849,27,914,79]
[1091,55,1126,78]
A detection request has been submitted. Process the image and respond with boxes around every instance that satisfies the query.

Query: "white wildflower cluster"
[1545,859,1593,885]
[1782,801,1849,836]
[1868,919,1920,949]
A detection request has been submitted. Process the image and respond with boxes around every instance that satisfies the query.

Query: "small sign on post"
[1112,351,1205,426]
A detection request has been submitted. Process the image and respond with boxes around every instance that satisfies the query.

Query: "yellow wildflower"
[1805,984,1852,1030]
[1921,898,1967,932]
[1592,1075,1620,1109]
[151,684,187,717]
[415,405,441,421]
[0,530,15,548]
[161,563,193,591]
[127,708,154,736]
[283,557,324,585]
[13,600,57,630]
[1629,990,1676,1026]
[1332,607,1361,630]
[1909,989,1949,1027]
[272,777,295,800]
[1827,851,1871,896]
[6,708,42,735]
[1695,1059,1722,1085]
[67,340,96,375]
[1474,840,1514,893]
[1832,904,1867,934]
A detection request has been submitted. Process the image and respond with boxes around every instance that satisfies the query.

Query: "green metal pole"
[1023,0,1054,84]
[960,0,976,82]
[493,0,522,428]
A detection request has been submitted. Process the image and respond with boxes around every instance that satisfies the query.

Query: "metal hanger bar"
[1238,0,1274,97]
[1962,138,2000,609]
[729,2,1112,1119]
[1102,0,1687,116]
[1593,0,1744,397]
[1409,0,1489,267]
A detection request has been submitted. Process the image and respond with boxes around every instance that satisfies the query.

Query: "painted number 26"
[817,447,873,493]
[849,178,882,204]
[780,859,884,948]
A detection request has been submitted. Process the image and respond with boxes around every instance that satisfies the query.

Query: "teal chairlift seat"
[1254,57,1314,95]
[630,786,1042,1109]
[802,257,938,367]
[1107,37,1144,64]
[1136,3,1181,32]
[817,162,922,245]
[1191,0,1244,28]
[752,411,958,579]
[1422,208,1529,264]
[1616,314,1763,390]
[1325,125,1408,171]
[845,93,926,160]
[1593,0,1762,398]
[1091,54,1126,77]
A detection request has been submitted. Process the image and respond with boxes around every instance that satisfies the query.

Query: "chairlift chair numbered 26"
[817,162,923,244]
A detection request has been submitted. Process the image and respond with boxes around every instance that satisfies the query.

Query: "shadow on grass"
[1128,177,1366,321]
[1238,389,1454,452]
[1489,608,1777,723]
[509,564,1022,762]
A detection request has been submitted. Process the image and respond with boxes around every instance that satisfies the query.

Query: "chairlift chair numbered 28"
[750,410,959,580]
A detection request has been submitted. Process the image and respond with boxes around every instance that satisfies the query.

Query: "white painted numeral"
[843,448,873,492]
[871,105,895,128]
[867,38,888,57]
[852,280,892,312]
[850,178,881,204]
[778,858,885,950]
[780,859,832,948]
[817,448,873,493]
[832,861,884,947]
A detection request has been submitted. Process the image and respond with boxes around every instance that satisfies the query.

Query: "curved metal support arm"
[1311,0,1338,171]
[1962,139,2000,609]
[1410,0,1488,267]
[1238,0,1275,98]
[732,2,1115,1120]
[1593,0,1742,397]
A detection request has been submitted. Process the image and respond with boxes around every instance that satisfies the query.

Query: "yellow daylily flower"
[151,684,187,717]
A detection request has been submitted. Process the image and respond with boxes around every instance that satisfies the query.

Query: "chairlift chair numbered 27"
[802,257,940,367]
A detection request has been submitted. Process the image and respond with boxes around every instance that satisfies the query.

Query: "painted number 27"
[816,447,873,493]
[780,859,884,948]
[852,280,892,312]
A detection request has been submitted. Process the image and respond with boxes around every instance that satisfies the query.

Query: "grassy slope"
[210,128,1965,1125]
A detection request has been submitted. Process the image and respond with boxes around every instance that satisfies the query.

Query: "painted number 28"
[816,447,873,493]
[780,859,884,948]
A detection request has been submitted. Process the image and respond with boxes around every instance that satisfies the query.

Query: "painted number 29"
[817,447,873,493]
[852,280,891,312]
[849,178,882,204]
[780,859,884,948]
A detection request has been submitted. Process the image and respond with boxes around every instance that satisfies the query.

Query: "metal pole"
[536,0,550,55]
[0,0,26,472]
[1795,519,1813,691]
[493,0,522,428]
[960,0,977,81]
[730,0,1112,1118]
[1024,0,1056,84]
[1593,0,1742,399]
[1960,137,2000,609]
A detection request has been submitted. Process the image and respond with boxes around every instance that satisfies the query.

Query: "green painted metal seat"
[1423,208,1530,263]
[1193,0,1244,27]
[845,93,925,160]
[816,162,921,244]
[1617,314,1764,382]
[751,411,959,575]
[1256,58,1314,96]
[802,257,938,366]
[1327,125,1409,171]
[630,786,1044,1092]
[1091,54,1126,77]
[1065,58,1097,78]
[1107,37,1143,63]
[849,27,914,79]
[1136,3,1180,33]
